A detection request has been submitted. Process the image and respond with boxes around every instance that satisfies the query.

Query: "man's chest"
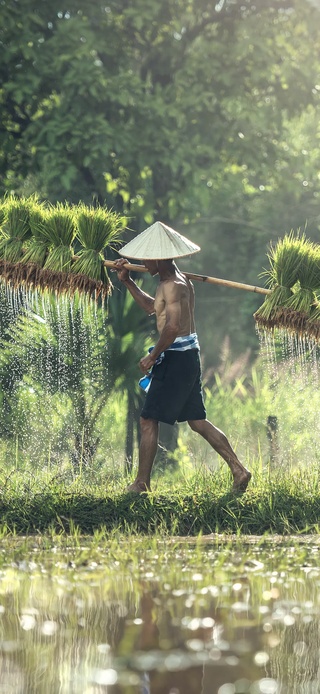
[154,288,165,317]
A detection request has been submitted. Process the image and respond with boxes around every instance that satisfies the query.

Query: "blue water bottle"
[139,373,152,392]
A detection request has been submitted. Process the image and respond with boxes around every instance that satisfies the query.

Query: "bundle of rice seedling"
[254,232,309,331]
[71,205,124,299]
[0,195,34,288]
[307,302,320,341]
[23,202,50,267]
[0,195,31,264]
[304,244,320,340]
[13,201,51,288]
[274,239,320,335]
[31,202,76,294]
[0,202,5,230]
[42,203,75,271]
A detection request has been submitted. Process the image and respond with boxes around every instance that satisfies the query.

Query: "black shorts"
[140,349,206,426]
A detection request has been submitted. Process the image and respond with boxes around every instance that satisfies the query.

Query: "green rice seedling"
[283,241,320,310]
[71,205,125,299]
[307,298,320,341]
[75,204,124,254]
[30,202,77,295]
[254,285,293,329]
[276,240,320,337]
[300,241,320,290]
[14,201,52,290]
[42,203,75,272]
[265,231,307,288]
[0,195,32,263]
[254,232,313,332]
[21,201,50,268]
[0,202,5,230]
[44,244,73,273]
[304,244,320,340]
[72,247,103,282]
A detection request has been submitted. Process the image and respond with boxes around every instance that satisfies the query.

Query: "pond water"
[0,535,319,694]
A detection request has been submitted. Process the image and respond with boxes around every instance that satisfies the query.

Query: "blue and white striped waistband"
[138,334,200,392]
[166,332,200,352]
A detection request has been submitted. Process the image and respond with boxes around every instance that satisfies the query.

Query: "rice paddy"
[0,531,318,693]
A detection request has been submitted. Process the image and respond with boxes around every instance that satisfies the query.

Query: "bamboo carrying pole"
[103,259,271,296]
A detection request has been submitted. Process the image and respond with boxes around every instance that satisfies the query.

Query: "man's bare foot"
[126,481,149,494]
[232,469,252,495]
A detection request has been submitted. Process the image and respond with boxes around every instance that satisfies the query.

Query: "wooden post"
[267,415,279,465]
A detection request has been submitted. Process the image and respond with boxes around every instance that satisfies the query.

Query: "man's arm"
[113,258,155,315]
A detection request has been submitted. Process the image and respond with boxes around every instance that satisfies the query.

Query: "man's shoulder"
[160,276,187,292]
[157,279,188,307]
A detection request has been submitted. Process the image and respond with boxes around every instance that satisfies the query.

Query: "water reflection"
[0,538,319,693]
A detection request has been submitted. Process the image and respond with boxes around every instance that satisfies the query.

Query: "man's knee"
[188,418,207,433]
[140,416,159,434]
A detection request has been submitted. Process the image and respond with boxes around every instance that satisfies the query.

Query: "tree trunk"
[156,422,179,471]
[71,428,99,471]
[125,391,135,475]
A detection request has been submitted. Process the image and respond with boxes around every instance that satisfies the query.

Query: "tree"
[107,281,155,472]
[0,292,114,466]
[1,0,320,361]
[1,0,319,213]
[0,281,156,470]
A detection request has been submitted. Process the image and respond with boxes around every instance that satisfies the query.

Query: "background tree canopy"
[1,0,320,364]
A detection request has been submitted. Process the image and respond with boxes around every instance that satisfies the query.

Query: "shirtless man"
[114,256,251,495]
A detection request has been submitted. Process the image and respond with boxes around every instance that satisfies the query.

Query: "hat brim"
[119,221,201,260]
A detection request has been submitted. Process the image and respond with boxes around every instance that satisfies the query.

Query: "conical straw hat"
[119,221,200,260]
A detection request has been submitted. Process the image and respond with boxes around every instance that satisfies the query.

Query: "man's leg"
[127,417,159,493]
[188,418,251,493]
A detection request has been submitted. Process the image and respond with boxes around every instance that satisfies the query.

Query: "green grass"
[0,461,320,536]
[0,346,319,538]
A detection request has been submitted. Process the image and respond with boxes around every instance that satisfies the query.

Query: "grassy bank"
[0,461,320,535]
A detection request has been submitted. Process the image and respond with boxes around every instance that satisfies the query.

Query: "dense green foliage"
[1,0,320,358]
[0,283,154,467]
